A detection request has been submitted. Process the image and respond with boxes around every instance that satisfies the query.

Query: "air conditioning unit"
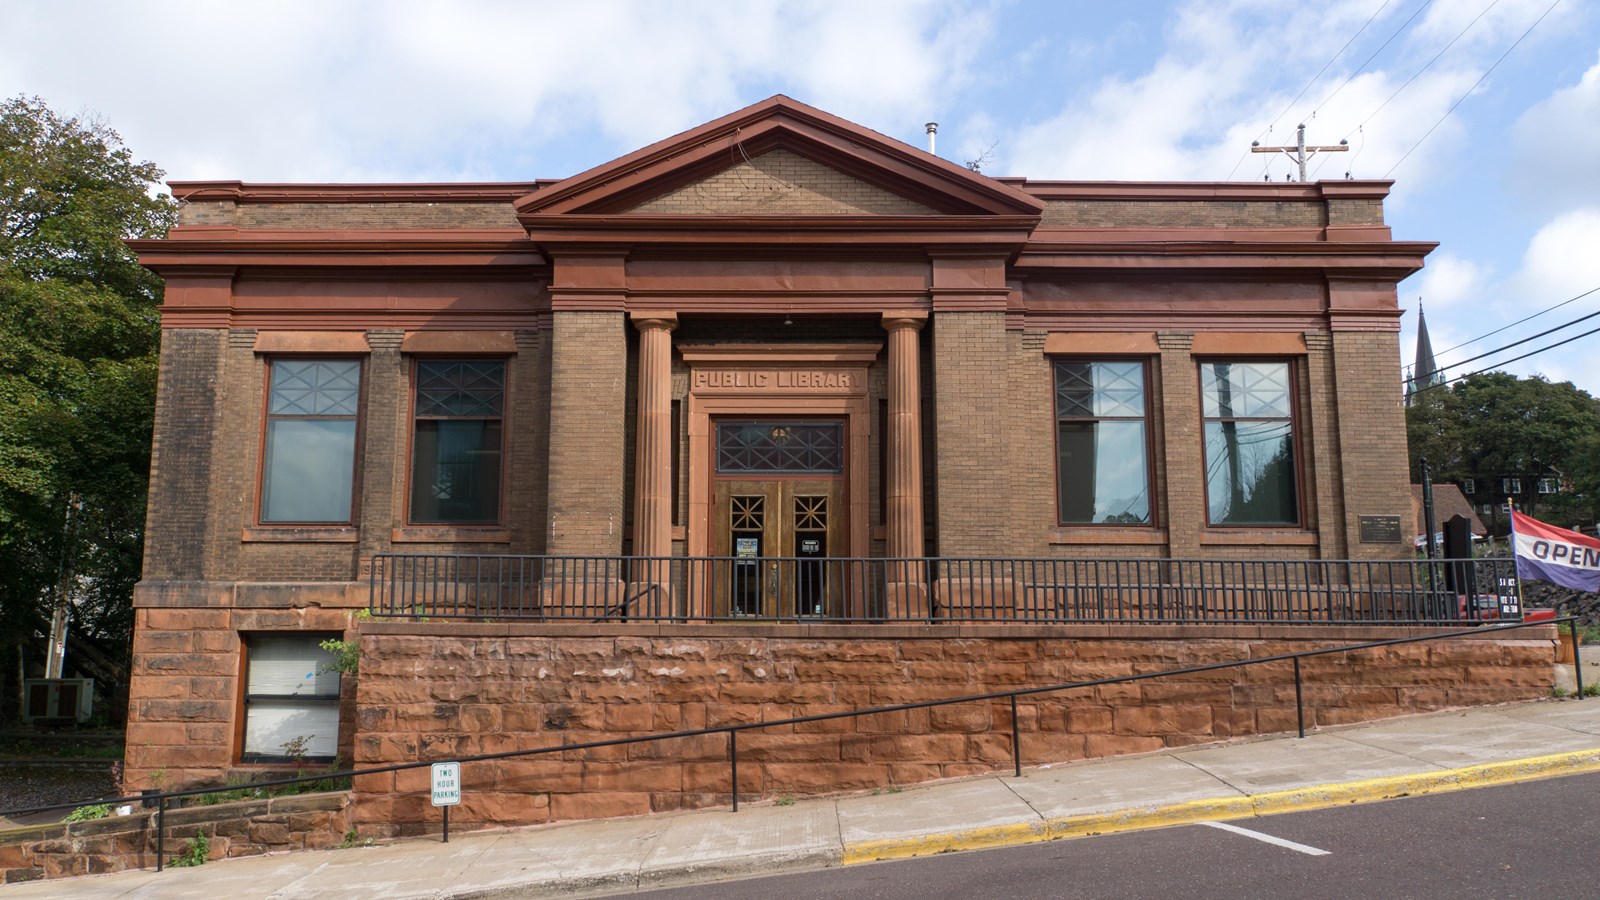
[22,678,94,724]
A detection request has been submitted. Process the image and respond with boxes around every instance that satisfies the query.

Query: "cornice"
[999,179,1394,202]
[169,181,549,203]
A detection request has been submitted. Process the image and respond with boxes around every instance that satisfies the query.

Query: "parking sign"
[431,762,461,807]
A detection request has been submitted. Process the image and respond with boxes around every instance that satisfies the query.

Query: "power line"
[1433,299,1600,374]
[1434,284,1600,356]
[1304,0,1435,121]
[1224,0,1395,181]
[1386,0,1563,177]
[1345,0,1499,140]
[1413,319,1600,394]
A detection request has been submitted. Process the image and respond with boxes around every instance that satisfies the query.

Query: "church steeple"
[1407,299,1441,404]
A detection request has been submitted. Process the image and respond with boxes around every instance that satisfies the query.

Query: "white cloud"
[0,0,991,182]
[1510,51,1600,215]
[1416,254,1488,310]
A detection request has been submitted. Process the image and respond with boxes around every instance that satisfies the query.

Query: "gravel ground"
[0,763,121,825]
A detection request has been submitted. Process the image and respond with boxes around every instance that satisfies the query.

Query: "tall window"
[261,359,361,523]
[1054,360,1150,525]
[241,634,340,763]
[410,360,505,524]
[1200,361,1299,525]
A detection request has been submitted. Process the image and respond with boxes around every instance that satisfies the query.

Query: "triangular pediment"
[515,96,1045,219]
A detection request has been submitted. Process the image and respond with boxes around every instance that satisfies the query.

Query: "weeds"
[62,803,111,823]
[168,830,210,868]
[774,796,796,807]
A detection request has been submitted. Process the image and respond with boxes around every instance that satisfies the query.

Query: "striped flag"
[1511,510,1600,592]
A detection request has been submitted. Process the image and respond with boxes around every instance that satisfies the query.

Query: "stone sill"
[1199,530,1317,546]
[1050,527,1168,545]
[390,526,511,543]
[241,526,358,543]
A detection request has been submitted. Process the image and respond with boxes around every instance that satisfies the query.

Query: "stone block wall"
[350,623,1555,837]
[0,792,350,884]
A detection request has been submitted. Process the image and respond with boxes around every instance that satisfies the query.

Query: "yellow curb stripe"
[840,747,1600,865]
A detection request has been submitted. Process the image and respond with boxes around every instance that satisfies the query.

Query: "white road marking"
[1198,821,1331,856]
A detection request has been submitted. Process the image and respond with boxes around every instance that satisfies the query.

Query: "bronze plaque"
[1358,515,1403,543]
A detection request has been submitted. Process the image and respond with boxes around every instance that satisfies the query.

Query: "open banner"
[1512,510,1600,592]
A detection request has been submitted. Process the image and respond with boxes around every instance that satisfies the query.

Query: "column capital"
[881,311,929,333]
[629,311,679,332]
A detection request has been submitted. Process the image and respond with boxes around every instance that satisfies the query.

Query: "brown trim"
[1195,357,1306,529]
[241,526,358,543]
[254,356,367,528]
[252,332,370,355]
[1050,357,1158,529]
[1043,332,1159,355]
[234,630,344,766]
[170,181,547,203]
[402,356,511,528]
[1198,530,1318,546]
[1191,332,1307,355]
[1005,179,1393,201]
[400,330,517,355]
[1049,527,1170,545]
[514,95,1045,217]
[390,526,512,543]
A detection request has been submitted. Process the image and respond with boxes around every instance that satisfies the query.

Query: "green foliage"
[62,803,111,823]
[0,96,176,695]
[1407,373,1600,531]
[168,830,209,868]
[319,638,359,675]
[774,796,796,806]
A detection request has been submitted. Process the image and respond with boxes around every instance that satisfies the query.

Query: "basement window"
[240,634,341,764]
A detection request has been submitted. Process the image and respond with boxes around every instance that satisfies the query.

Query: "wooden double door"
[712,478,846,618]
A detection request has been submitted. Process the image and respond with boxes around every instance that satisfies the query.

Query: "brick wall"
[1041,200,1326,229]
[175,201,520,229]
[0,792,350,883]
[143,330,226,580]
[627,149,935,215]
[932,312,1010,556]
[1331,330,1413,560]
[350,623,1554,836]
[546,312,628,555]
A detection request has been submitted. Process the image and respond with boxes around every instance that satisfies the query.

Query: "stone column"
[883,313,927,558]
[630,313,677,561]
[883,313,929,619]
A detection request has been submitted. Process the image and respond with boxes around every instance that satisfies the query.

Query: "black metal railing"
[369,553,1524,625]
[2,615,1580,874]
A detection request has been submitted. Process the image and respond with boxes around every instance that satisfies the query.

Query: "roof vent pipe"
[925,122,938,155]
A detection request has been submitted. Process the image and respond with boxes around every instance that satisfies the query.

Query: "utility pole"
[1252,124,1348,182]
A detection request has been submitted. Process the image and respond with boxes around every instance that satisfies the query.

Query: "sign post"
[431,761,461,842]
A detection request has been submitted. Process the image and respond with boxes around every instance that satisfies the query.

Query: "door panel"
[712,479,845,618]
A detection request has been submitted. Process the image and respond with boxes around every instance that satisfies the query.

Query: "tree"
[0,96,176,717]
[1406,372,1600,534]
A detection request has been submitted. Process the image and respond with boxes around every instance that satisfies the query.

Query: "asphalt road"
[630,771,1600,899]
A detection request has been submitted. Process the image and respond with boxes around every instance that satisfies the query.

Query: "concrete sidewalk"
[8,699,1600,899]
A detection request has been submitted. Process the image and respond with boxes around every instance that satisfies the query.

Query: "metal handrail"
[4,615,1581,872]
[369,553,1523,625]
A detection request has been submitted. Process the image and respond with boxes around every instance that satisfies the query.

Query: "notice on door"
[736,537,759,558]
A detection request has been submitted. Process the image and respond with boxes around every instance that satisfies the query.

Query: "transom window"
[410,360,506,524]
[1053,360,1151,525]
[260,359,361,524]
[1200,361,1299,526]
[716,421,844,474]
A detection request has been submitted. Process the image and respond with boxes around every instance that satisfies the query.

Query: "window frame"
[1538,477,1558,495]
[236,631,343,766]
[254,357,366,527]
[403,355,511,527]
[1196,357,1305,529]
[1050,357,1156,528]
[1503,477,1522,495]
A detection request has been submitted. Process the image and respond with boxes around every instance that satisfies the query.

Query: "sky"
[3,0,1597,395]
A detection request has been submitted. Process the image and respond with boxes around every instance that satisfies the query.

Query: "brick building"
[124,97,1472,807]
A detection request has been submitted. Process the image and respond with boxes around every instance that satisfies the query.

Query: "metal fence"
[369,554,1525,625]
